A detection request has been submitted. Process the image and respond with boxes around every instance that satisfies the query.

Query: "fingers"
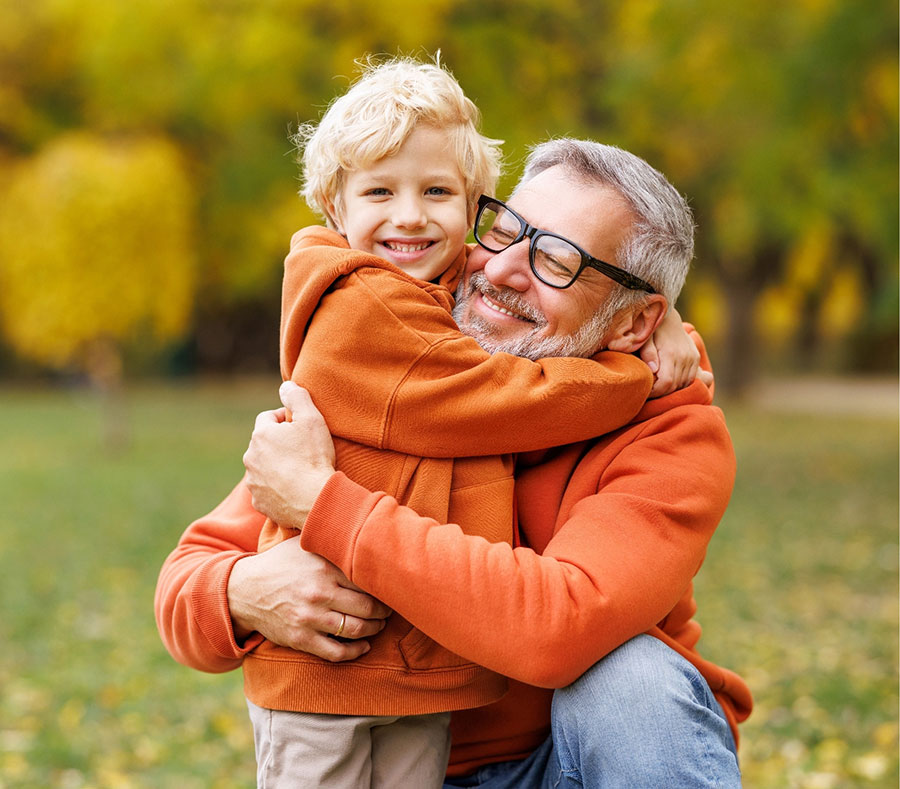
[330,584,393,621]
[307,633,372,662]
[280,381,314,411]
[327,610,387,641]
[638,335,660,373]
[252,407,280,431]
[698,369,714,387]
[649,350,702,397]
[244,405,288,473]
[262,600,387,662]
[291,610,386,663]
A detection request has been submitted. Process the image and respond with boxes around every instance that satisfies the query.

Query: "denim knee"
[549,635,741,788]
[553,635,689,725]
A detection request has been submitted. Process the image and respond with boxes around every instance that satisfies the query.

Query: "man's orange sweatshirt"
[153,337,752,776]
[247,227,653,716]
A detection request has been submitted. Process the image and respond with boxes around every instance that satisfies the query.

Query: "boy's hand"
[640,308,704,398]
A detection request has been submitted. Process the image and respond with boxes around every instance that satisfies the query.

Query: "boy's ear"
[605,295,668,353]
[322,197,344,235]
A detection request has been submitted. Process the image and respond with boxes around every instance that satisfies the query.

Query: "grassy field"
[0,378,896,788]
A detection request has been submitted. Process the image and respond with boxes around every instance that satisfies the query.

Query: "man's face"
[452,166,636,359]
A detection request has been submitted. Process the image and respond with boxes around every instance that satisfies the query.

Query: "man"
[156,139,752,787]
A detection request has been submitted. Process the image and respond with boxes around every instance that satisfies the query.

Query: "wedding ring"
[334,613,346,638]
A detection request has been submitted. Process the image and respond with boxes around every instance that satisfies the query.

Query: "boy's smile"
[332,125,470,282]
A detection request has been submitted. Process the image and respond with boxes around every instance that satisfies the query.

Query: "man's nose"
[482,241,533,291]
[392,195,427,230]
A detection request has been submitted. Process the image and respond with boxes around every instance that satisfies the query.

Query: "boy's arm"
[283,234,654,458]
[639,308,708,397]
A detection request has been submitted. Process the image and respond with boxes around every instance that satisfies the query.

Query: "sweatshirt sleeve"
[300,401,735,688]
[286,260,653,459]
[154,476,266,673]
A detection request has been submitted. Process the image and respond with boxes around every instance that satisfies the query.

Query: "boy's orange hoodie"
[246,226,652,716]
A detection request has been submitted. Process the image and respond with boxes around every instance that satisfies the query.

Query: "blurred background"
[0,1,896,787]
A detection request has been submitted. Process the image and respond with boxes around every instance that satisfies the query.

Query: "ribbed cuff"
[193,553,263,658]
[300,471,384,578]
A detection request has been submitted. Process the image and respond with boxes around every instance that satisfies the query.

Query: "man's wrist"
[226,555,257,643]
[300,471,375,565]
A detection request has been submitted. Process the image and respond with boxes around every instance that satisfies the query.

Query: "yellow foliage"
[57,698,85,731]
[213,185,315,299]
[712,190,758,264]
[323,0,457,67]
[819,267,863,338]
[787,223,832,291]
[615,0,658,39]
[0,132,197,368]
[756,285,801,346]
[684,276,727,340]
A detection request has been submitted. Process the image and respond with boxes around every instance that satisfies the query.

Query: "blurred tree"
[593,0,898,389]
[447,0,897,388]
[0,0,895,384]
[0,132,196,442]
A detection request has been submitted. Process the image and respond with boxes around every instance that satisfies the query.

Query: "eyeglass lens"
[475,202,520,252]
[476,201,582,287]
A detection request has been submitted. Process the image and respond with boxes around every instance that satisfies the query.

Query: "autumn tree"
[0,133,196,441]
[1,0,895,385]
[592,0,898,389]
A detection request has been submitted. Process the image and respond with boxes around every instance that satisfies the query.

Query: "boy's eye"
[426,187,450,196]
[365,188,390,196]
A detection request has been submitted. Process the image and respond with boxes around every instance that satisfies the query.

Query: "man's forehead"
[508,169,632,253]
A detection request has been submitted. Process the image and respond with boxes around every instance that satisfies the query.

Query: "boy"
[249,57,696,787]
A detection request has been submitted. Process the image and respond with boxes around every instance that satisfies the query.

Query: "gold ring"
[334,613,346,638]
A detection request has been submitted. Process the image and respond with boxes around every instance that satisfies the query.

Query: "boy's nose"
[392,195,428,230]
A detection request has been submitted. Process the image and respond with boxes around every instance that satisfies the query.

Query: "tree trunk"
[84,336,129,453]
[719,280,759,398]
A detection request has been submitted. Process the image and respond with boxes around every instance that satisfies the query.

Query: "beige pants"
[246,699,451,788]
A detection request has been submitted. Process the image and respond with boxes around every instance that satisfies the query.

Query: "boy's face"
[332,125,469,282]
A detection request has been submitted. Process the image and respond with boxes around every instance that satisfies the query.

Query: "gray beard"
[452,272,616,360]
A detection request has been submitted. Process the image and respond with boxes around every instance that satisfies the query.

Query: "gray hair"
[518,139,695,313]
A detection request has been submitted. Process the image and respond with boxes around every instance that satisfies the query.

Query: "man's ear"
[605,295,668,353]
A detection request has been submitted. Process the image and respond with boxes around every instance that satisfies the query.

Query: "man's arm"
[246,382,735,688]
[154,473,390,672]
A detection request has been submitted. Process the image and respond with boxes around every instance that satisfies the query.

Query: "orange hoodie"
[247,226,653,715]
[296,360,753,774]
[153,332,752,776]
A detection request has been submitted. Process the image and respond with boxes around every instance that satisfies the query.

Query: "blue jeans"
[444,635,741,788]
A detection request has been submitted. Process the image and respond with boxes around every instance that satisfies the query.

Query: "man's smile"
[466,272,542,325]
[480,292,531,322]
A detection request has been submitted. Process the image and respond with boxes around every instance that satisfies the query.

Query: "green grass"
[0,380,897,788]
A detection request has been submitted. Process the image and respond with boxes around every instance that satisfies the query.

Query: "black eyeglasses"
[473,195,657,293]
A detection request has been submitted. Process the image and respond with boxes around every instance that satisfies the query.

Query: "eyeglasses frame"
[473,195,657,294]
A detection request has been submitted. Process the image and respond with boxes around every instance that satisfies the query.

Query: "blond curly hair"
[294,55,503,227]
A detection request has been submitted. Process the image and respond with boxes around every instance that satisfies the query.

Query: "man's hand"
[243,382,337,529]
[227,536,391,662]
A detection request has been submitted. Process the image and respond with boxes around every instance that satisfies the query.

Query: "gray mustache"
[466,272,545,325]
